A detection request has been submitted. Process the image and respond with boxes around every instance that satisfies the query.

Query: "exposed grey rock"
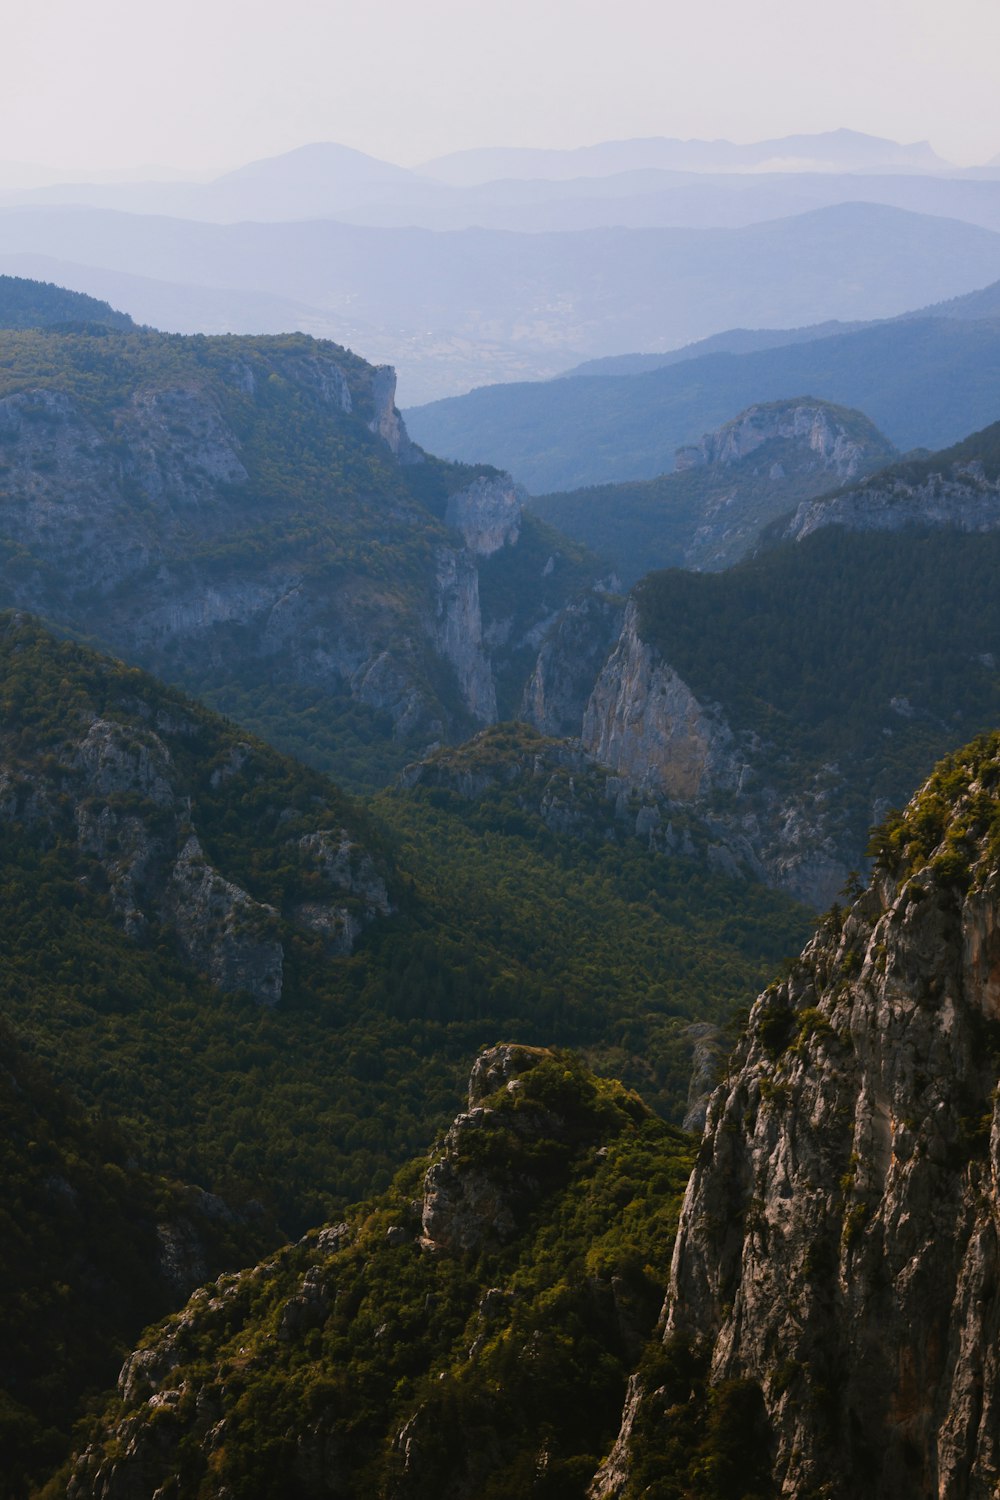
[582,600,746,802]
[433,546,497,722]
[782,458,1000,543]
[679,1022,725,1133]
[444,473,523,556]
[675,399,878,481]
[420,1044,564,1255]
[163,835,284,1005]
[522,593,624,738]
[594,747,1000,1498]
[367,364,417,459]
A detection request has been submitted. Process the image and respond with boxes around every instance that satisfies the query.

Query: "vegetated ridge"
[0,618,810,1492]
[0,272,134,332]
[61,1045,696,1500]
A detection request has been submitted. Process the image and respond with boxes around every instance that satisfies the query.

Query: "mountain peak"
[214,141,415,189]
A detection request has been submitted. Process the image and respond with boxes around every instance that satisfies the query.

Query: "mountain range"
[1,130,1000,402]
[406,294,1000,490]
[7,262,1000,1498]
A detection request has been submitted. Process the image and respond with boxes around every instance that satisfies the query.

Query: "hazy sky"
[5,0,1000,174]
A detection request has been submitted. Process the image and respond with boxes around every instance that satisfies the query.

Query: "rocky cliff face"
[675,399,885,482]
[593,732,1000,1500]
[522,592,624,738]
[582,601,746,803]
[0,614,393,1002]
[781,455,1000,543]
[0,327,596,781]
[444,472,522,556]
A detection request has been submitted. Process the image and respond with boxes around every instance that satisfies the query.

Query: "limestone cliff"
[582,600,745,802]
[521,592,624,738]
[444,472,523,557]
[781,453,1000,543]
[675,399,884,482]
[0,326,598,779]
[593,732,1000,1500]
[579,601,848,905]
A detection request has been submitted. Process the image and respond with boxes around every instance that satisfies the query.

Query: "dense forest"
[0,618,811,1491]
[0,275,134,333]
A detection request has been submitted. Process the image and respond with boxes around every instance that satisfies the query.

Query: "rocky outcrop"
[163,835,284,1005]
[444,473,522,556]
[0,620,394,998]
[582,601,746,802]
[594,733,1000,1499]
[65,1043,677,1500]
[420,1044,557,1254]
[367,363,418,459]
[675,398,889,482]
[293,828,395,955]
[782,456,1000,543]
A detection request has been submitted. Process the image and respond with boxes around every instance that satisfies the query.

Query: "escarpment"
[593,731,1000,1500]
[0,325,597,785]
[554,423,1000,907]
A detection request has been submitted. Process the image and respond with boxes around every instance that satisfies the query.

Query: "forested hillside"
[0,273,134,331]
[0,617,810,1492]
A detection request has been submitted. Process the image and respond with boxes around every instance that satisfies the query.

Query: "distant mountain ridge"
[1,201,998,402]
[406,311,1000,489]
[418,129,950,183]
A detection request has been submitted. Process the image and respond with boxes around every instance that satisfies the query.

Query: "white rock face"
[675,401,876,481]
[444,473,523,557]
[367,365,412,457]
[433,547,497,722]
[784,461,1000,542]
[582,601,743,801]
